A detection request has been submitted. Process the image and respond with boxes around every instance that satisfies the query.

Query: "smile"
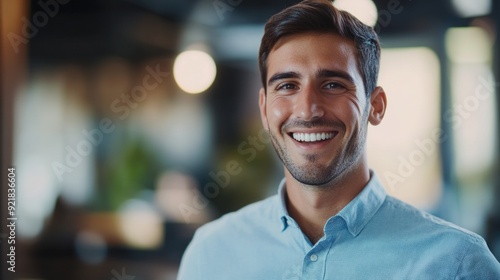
[292,132,335,142]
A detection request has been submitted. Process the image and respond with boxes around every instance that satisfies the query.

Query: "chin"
[288,166,335,186]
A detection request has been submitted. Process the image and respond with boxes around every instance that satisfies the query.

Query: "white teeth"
[292,132,335,142]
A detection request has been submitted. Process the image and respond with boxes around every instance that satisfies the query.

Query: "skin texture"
[259,32,387,243]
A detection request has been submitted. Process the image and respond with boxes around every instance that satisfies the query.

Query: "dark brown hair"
[258,0,380,96]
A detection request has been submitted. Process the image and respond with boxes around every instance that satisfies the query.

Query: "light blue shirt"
[178,173,500,279]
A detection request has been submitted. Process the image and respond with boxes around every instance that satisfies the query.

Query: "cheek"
[268,98,292,125]
[341,94,365,116]
[331,96,366,132]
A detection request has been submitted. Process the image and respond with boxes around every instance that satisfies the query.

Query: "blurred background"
[1,0,499,279]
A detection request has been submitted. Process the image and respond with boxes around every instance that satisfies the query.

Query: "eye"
[323,82,344,89]
[276,83,298,91]
[322,82,348,94]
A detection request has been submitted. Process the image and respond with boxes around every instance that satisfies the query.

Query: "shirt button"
[310,254,318,262]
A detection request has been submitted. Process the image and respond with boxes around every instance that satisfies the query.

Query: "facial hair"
[268,112,369,188]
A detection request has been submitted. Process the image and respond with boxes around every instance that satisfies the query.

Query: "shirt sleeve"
[454,238,500,279]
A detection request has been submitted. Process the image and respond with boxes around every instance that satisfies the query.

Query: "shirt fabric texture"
[178,172,500,279]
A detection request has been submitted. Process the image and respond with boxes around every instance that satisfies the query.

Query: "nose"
[293,85,325,120]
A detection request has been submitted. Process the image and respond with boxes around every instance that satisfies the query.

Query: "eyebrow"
[316,69,355,84]
[267,69,355,87]
[267,71,301,87]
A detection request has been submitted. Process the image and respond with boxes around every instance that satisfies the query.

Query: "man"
[178,0,500,279]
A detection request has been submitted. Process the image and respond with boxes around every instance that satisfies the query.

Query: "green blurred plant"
[93,138,161,211]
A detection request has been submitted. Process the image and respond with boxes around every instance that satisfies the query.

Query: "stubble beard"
[268,119,368,189]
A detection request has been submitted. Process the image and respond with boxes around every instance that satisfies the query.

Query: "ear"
[368,86,387,126]
[259,88,269,131]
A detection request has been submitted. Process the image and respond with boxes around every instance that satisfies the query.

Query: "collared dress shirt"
[178,173,500,279]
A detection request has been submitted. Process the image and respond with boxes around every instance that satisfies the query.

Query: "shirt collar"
[277,170,387,236]
[333,171,386,236]
[277,178,294,232]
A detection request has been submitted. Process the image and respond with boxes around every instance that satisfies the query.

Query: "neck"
[285,163,370,244]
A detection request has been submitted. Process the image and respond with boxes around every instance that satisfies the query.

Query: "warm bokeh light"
[446,27,496,176]
[333,0,378,27]
[155,171,213,224]
[118,199,164,249]
[445,27,492,64]
[173,50,217,94]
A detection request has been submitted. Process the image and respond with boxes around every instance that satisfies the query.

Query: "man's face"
[259,32,371,186]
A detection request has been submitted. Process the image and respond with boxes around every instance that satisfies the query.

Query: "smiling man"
[177,1,500,279]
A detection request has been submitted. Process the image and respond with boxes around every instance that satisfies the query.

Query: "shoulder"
[199,195,279,238]
[177,195,281,279]
[381,195,483,243]
[378,195,500,276]
[188,194,280,247]
[366,195,500,277]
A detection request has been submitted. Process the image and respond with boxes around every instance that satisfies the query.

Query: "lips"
[291,132,336,142]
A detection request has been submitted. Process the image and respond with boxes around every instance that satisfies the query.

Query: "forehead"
[267,32,362,82]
